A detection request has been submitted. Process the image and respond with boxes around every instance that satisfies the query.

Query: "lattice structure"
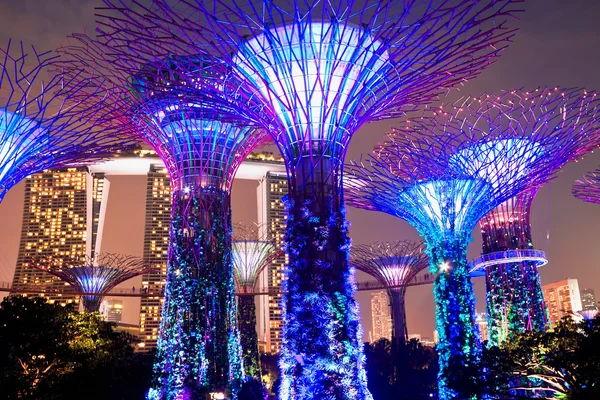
[57,37,268,397]
[32,253,150,312]
[462,88,600,346]
[0,41,135,203]
[232,224,282,380]
[346,89,600,399]
[573,168,600,204]
[95,2,525,397]
[351,241,428,344]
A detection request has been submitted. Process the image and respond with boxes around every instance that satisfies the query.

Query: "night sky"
[1,0,600,341]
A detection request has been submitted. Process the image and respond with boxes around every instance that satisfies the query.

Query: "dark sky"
[1,0,600,340]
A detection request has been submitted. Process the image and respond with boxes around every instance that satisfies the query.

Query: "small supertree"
[351,241,428,345]
[465,88,600,345]
[32,253,150,312]
[57,36,268,397]
[96,2,524,397]
[346,90,599,399]
[573,168,600,205]
[0,41,135,202]
[232,224,282,380]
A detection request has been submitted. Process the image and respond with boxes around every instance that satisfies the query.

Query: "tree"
[364,338,438,400]
[0,296,153,399]
[448,316,600,399]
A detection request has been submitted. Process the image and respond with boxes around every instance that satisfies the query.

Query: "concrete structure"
[256,171,288,354]
[370,291,392,343]
[10,168,109,306]
[542,279,583,327]
[101,299,123,323]
[580,288,598,311]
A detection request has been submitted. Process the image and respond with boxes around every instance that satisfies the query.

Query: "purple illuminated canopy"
[573,168,600,205]
[31,253,151,312]
[0,41,136,202]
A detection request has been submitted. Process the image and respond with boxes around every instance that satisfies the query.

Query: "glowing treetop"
[0,41,134,202]
[32,253,150,312]
[98,0,523,171]
[573,168,600,205]
[232,239,282,295]
[351,240,428,342]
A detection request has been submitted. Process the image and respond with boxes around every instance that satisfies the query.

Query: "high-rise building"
[10,168,109,306]
[138,164,172,350]
[101,299,124,323]
[256,171,288,354]
[580,288,598,311]
[476,312,489,342]
[370,290,392,343]
[542,279,583,327]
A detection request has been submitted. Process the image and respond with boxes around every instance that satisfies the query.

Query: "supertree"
[31,253,150,312]
[464,88,600,345]
[351,241,428,345]
[573,168,600,205]
[345,89,600,399]
[232,224,282,380]
[0,41,136,203]
[56,36,269,397]
[94,1,523,397]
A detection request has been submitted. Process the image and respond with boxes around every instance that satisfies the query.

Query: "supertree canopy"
[232,224,282,380]
[351,241,428,345]
[32,253,150,312]
[0,41,136,202]
[346,89,599,399]
[57,36,269,398]
[573,168,600,205]
[462,88,600,345]
[95,1,524,397]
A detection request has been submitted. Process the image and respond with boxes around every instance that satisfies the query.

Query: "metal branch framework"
[0,41,136,202]
[464,88,600,346]
[573,168,600,204]
[345,88,600,400]
[93,2,524,398]
[56,35,269,397]
[232,223,282,380]
[351,240,428,344]
[31,253,150,312]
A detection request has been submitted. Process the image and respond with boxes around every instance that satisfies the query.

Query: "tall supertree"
[573,168,600,205]
[351,241,428,345]
[464,88,600,345]
[232,224,282,380]
[0,41,135,202]
[57,37,269,398]
[95,1,523,397]
[32,253,150,312]
[346,90,599,399]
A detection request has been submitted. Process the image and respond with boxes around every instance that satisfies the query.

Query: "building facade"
[580,288,598,311]
[101,299,124,323]
[370,290,392,343]
[256,171,288,354]
[10,168,109,306]
[476,312,489,342]
[138,165,172,350]
[542,279,583,327]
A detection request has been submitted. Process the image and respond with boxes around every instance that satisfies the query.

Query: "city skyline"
[0,0,600,343]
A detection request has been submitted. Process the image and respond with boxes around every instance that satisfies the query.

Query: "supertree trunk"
[486,261,549,344]
[481,190,549,345]
[238,294,260,379]
[388,289,408,345]
[280,157,370,400]
[427,237,481,400]
[82,295,103,313]
[149,187,241,399]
